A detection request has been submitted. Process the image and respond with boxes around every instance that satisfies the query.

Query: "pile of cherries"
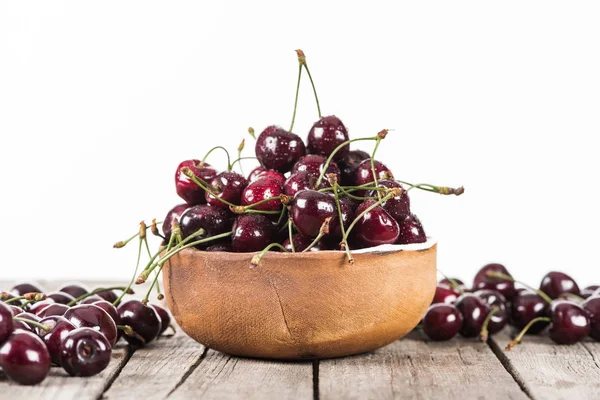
[0,282,172,385]
[421,263,600,350]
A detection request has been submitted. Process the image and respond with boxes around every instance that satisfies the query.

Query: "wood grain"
[319,331,528,400]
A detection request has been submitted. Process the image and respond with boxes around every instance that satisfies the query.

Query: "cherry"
[291,154,341,179]
[353,200,400,248]
[7,305,23,317]
[248,167,286,186]
[282,234,328,252]
[150,304,172,336]
[205,171,248,209]
[255,126,306,173]
[290,190,339,238]
[38,316,75,365]
[46,291,76,305]
[338,150,370,186]
[240,177,283,212]
[10,282,45,297]
[582,285,600,299]
[206,243,234,252]
[472,263,517,301]
[510,292,550,334]
[396,214,427,244]
[118,300,162,347]
[0,302,13,344]
[431,285,460,305]
[248,166,267,182]
[422,303,463,341]
[80,295,105,305]
[60,327,111,377]
[63,304,118,346]
[37,303,70,318]
[284,171,315,197]
[231,214,274,253]
[58,282,90,299]
[354,159,393,195]
[0,330,50,385]
[95,289,119,304]
[455,293,490,338]
[307,115,350,160]
[179,205,234,249]
[12,312,41,332]
[475,289,509,334]
[548,300,590,344]
[29,299,55,316]
[365,180,410,223]
[162,203,189,241]
[438,278,467,292]
[582,296,600,341]
[92,301,120,326]
[540,271,581,300]
[174,159,217,205]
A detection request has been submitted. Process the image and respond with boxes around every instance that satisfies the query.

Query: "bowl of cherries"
[132,50,464,359]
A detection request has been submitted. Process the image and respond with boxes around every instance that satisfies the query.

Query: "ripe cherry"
[582,286,600,299]
[11,282,45,297]
[439,278,467,292]
[174,160,217,205]
[365,180,410,223]
[241,178,283,212]
[37,303,70,318]
[510,292,550,334]
[46,291,76,305]
[338,150,369,186]
[472,263,516,301]
[29,300,55,316]
[205,171,248,209]
[353,200,399,248]
[422,303,463,341]
[38,316,75,365]
[291,190,339,238]
[80,295,105,305]
[455,293,490,338]
[150,304,172,336]
[548,300,590,345]
[475,289,509,335]
[307,115,350,160]
[179,205,234,249]
[582,296,600,341]
[12,312,41,332]
[396,214,427,244]
[231,214,274,253]
[0,330,51,385]
[162,203,189,241]
[291,154,341,179]
[354,159,393,196]
[431,285,460,305]
[63,304,118,346]
[255,126,306,173]
[540,271,581,300]
[92,301,121,326]
[60,327,111,377]
[95,289,119,305]
[248,168,286,186]
[118,300,162,347]
[58,283,90,299]
[0,302,13,344]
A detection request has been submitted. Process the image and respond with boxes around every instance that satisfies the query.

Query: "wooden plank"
[319,331,528,400]
[103,333,205,400]
[489,330,600,400]
[168,348,313,400]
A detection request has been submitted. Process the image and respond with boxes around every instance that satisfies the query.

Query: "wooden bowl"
[162,240,437,360]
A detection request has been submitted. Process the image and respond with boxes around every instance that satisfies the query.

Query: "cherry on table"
[548,300,590,345]
[231,214,274,253]
[0,329,51,385]
[29,299,55,316]
[179,205,234,249]
[38,316,75,365]
[0,302,13,343]
[439,278,467,292]
[338,150,370,186]
[118,300,162,347]
[582,285,600,299]
[396,214,427,245]
[63,304,118,346]
[10,282,45,297]
[353,200,399,248]
[7,305,23,317]
[46,291,76,305]
[431,285,460,305]
[174,159,217,205]
[255,126,306,173]
[475,289,509,335]
[162,203,189,241]
[582,296,600,341]
[150,304,172,336]
[510,292,550,334]
[58,282,90,299]
[422,303,463,341]
[206,171,248,209]
[455,293,491,338]
[37,303,70,318]
[60,327,112,377]
[539,271,581,300]
[12,312,41,332]
[307,115,350,160]
[241,177,283,212]
[472,263,517,301]
[80,295,105,305]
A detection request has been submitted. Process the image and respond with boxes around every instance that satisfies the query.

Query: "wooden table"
[1,282,599,399]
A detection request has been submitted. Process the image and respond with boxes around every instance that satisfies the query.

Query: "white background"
[1,1,599,289]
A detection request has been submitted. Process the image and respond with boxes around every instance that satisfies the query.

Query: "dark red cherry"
[118,300,162,347]
[162,203,189,241]
[431,285,460,305]
[396,214,427,245]
[455,293,491,338]
[438,278,467,292]
[231,214,274,253]
[0,302,13,344]
[248,166,267,182]
[37,303,69,318]
[475,289,509,334]
[540,271,581,300]
[582,296,600,341]
[95,289,119,304]
[0,330,50,385]
[338,150,370,186]
[80,295,105,305]
[179,205,234,249]
[549,300,590,344]
[582,286,600,299]
[92,301,120,325]
[29,299,55,316]
[291,154,341,179]
[353,200,399,248]
[472,263,516,301]
[510,292,550,334]
[63,304,118,346]
[241,178,283,212]
[7,305,23,317]
[38,316,75,365]
[354,159,393,196]
[174,159,217,205]
[422,303,464,341]
[11,282,45,297]
[60,327,111,377]
[150,304,171,336]
[58,283,90,299]
[248,167,285,186]
[307,115,350,160]
[365,180,410,223]
[282,234,328,252]
[46,291,75,305]
[206,243,234,252]
[284,171,314,197]
[12,312,41,332]
[255,126,306,173]
[205,171,248,209]
[291,190,338,238]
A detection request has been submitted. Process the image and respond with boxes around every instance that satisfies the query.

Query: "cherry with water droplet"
[352,200,399,248]
[354,159,393,196]
[162,203,189,241]
[205,171,248,209]
[307,115,350,160]
[231,214,274,253]
[396,214,427,244]
[175,159,217,205]
[338,150,369,186]
[365,180,410,223]
[179,205,234,249]
[255,126,306,173]
[241,178,283,212]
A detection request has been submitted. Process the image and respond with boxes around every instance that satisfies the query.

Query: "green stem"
[331,184,346,239]
[558,292,585,302]
[229,157,257,171]
[371,138,382,200]
[289,63,303,132]
[315,137,378,188]
[13,317,50,332]
[479,306,499,342]
[288,218,295,253]
[436,270,464,295]
[201,146,232,170]
[238,196,282,212]
[251,243,289,267]
[335,185,378,201]
[303,62,321,118]
[182,167,237,208]
[113,221,163,249]
[505,317,551,351]
[114,239,143,306]
[396,180,464,196]
[67,286,131,307]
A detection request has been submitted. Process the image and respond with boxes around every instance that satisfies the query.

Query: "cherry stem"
[142,237,162,298]
[115,235,143,306]
[3,292,46,304]
[315,136,378,188]
[182,167,237,208]
[248,127,256,140]
[436,270,465,294]
[251,243,288,268]
[480,306,499,342]
[303,217,331,253]
[12,317,51,332]
[334,185,378,201]
[330,183,346,239]
[113,221,163,249]
[200,146,232,170]
[229,156,257,171]
[318,183,386,194]
[505,316,551,351]
[67,286,132,307]
[396,180,465,196]
[288,218,296,252]
[20,299,36,309]
[486,271,553,304]
[296,50,322,118]
[152,231,234,270]
[289,62,303,132]
[371,138,383,201]
[117,325,146,345]
[558,292,585,302]
[342,190,397,245]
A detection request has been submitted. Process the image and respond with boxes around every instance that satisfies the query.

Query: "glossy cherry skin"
[150,304,171,336]
[281,234,328,252]
[354,159,393,196]
[291,190,339,238]
[205,171,248,209]
[431,285,460,305]
[455,293,491,338]
[10,282,45,297]
[396,214,427,244]
[92,301,121,326]
[540,271,581,300]
[549,300,590,344]
[29,299,55,316]
[582,286,600,299]
[95,289,119,305]
[510,292,550,334]
[475,289,509,334]
[0,329,51,385]
[63,304,118,346]
[118,300,162,347]
[338,150,370,186]
[7,305,23,317]
[162,203,189,241]
[179,205,234,249]
[12,312,41,332]
[0,302,13,344]
[80,295,105,305]
[255,125,306,173]
[439,278,467,292]
[241,177,283,212]
[231,214,274,253]
[365,180,410,223]
[307,115,350,160]
[206,243,234,252]
[353,200,399,248]
[58,283,90,299]
[582,296,600,341]
[472,263,516,301]
[248,167,286,186]
[46,291,76,305]
[38,316,75,365]
[422,303,464,341]
[175,159,217,205]
[60,327,111,377]
[291,154,341,178]
[37,303,70,318]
